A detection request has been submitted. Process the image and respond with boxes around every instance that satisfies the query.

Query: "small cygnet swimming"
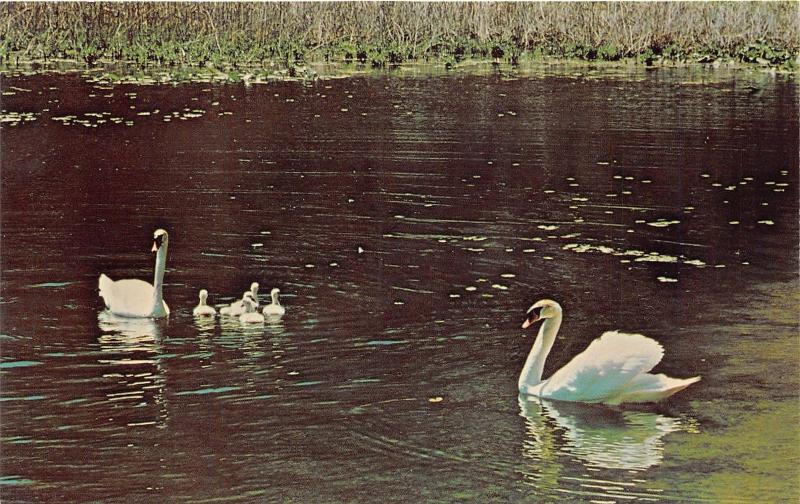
[192,289,217,317]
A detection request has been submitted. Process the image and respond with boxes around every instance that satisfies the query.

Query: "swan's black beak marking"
[522,306,542,329]
[152,234,164,252]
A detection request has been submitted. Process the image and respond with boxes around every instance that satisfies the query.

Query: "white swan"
[519,299,700,404]
[239,296,265,324]
[98,229,170,318]
[192,289,217,317]
[262,288,286,316]
[220,291,254,317]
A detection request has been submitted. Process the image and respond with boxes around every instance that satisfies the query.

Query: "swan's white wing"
[538,331,665,403]
[99,275,157,317]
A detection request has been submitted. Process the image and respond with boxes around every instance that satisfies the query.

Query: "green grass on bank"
[2,2,798,72]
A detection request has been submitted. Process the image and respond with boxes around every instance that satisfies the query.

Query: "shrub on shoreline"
[2,2,797,70]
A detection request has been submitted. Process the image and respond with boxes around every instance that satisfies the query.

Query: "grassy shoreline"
[2,2,798,75]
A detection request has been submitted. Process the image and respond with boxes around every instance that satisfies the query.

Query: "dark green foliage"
[738,40,794,66]
[597,43,620,61]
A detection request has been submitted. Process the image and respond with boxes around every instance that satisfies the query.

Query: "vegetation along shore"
[2,2,798,75]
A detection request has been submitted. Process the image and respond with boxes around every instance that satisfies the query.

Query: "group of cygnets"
[193,282,286,323]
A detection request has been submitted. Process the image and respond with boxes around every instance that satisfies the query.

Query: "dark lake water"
[1,66,798,502]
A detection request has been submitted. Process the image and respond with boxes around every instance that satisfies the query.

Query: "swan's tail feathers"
[606,374,701,405]
[98,274,113,308]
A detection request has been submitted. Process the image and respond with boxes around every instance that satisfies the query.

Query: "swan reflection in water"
[519,395,683,471]
[97,311,164,345]
[96,311,168,427]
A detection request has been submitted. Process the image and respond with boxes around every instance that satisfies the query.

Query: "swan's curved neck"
[152,245,168,306]
[519,311,562,391]
[271,292,280,305]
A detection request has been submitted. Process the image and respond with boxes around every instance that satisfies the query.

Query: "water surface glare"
[1,67,798,502]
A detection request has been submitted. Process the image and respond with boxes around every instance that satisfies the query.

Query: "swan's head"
[151,229,168,253]
[242,296,257,312]
[199,289,208,300]
[522,299,562,329]
[250,282,259,295]
[271,287,280,296]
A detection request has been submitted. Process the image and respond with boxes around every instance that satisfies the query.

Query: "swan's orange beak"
[151,242,158,252]
[522,314,539,329]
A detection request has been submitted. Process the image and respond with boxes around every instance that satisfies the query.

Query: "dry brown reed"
[2,2,797,67]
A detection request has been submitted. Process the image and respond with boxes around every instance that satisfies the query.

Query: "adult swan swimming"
[519,299,699,404]
[98,229,170,318]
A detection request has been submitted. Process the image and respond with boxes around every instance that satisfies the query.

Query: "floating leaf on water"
[758,220,775,225]
[646,220,680,228]
[428,397,444,403]
[635,253,678,263]
[684,259,706,266]
[657,276,678,283]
